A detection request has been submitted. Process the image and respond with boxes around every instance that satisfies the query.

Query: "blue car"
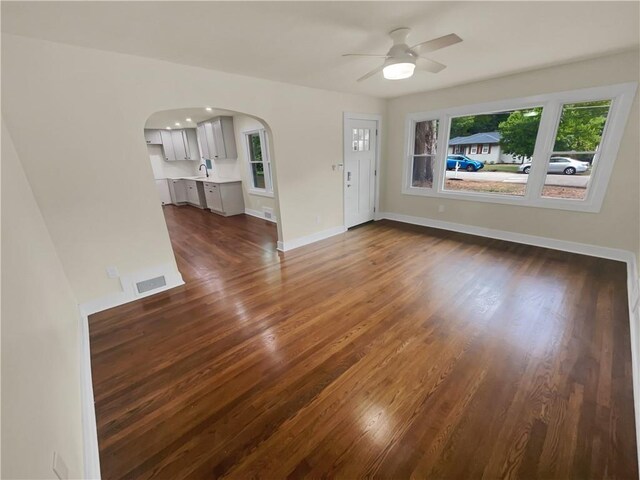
[446,155,484,172]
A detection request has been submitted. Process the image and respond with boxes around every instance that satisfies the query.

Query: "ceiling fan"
[343,28,462,82]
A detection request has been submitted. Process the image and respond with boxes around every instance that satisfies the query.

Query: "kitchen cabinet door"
[204,183,223,212]
[185,180,200,206]
[204,122,217,160]
[211,118,226,159]
[160,130,177,161]
[197,124,209,160]
[171,130,188,161]
[144,129,162,145]
[169,179,187,203]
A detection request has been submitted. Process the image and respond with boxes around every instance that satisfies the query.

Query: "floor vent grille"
[136,275,167,294]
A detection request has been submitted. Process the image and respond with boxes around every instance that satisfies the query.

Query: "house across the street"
[449,131,526,164]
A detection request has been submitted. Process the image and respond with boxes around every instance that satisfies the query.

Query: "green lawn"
[481,164,521,173]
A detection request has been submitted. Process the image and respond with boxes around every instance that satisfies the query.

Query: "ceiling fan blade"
[357,64,384,82]
[411,33,462,55]
[417,57,447,74]
[342,53,388,58]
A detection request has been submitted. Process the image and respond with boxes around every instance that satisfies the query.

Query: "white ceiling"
[144,107,243,129]
[2,1,638,99]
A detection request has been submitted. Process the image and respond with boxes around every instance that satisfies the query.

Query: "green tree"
[450,113,509,138]
[497,109,542,160]
[497,102,610,159]
[552,101,610,152]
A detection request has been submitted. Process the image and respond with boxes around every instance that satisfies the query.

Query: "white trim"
[377,211,633,261]
[79,311,101,479]
[247,189,274,198]
[402,82,638,213]
[627,256,640,472]
[79,262,184,316]
[343,112,382,228]
[243,128,273,195]
[277,226,347,252]
[244,207,277,223]
[376,210,640,467]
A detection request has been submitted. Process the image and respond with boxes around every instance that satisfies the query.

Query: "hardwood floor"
[89,205,637,479]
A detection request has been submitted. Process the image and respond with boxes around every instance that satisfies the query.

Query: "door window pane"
[411,119,438,188]
[444,107,542,196]
[352,128,371,151]
[542,100,610,200]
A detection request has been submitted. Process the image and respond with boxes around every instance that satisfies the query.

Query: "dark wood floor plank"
[88,205,638,479]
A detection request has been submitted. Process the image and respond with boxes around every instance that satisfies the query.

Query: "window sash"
[244,129,273,194]
[401,82,637,213]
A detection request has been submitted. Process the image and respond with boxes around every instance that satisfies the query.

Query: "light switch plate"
[106,266,119,279]
[52,452,69,480]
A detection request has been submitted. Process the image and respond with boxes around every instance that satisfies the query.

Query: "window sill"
[248,188,274,198]
[401,185,601,213]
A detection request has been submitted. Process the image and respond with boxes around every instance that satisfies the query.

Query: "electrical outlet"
[315,215,321,224]
[106,266,119,279]
[52,452,69,480]
[438,204,445,213]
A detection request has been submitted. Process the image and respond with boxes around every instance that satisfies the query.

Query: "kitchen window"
[402,83,636,212]
[244,129,273,196]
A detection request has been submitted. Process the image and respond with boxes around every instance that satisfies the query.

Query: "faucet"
[199,163,209,178]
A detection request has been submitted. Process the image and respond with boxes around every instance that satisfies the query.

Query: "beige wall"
[1,122,84,479]
[1,33,384,304]
[382,50,640,256]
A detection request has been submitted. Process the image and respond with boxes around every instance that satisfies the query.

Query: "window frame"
[243,129,273,198]
[402,82,637,213]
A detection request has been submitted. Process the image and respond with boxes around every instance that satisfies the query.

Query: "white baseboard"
[79,262,184,316]
[78,312,101,479]
[377,210,640,466]
[377,211,634,263]
[244,208,277,223]
[277,226,347,252]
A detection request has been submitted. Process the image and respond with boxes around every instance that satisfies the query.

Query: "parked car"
[446,155,484,172]
[519,157,590,175]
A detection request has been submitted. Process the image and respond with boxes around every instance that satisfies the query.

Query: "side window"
[410,119,439,189]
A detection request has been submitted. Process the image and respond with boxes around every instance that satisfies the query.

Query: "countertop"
[161,176,242,184]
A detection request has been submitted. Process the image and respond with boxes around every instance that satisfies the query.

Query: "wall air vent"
[263,207,274,220]
[136,275,167,294]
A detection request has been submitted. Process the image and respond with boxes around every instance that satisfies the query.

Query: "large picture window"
[244,129,273,196]
[402,83,636,212]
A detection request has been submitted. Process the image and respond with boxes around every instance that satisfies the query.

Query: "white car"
[519,157,590,175]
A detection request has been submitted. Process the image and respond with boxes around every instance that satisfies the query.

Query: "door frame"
[342,112,382,228]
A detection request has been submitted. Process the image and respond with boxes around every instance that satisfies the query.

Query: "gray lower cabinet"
[204,181,244,216]
[168,179,188,204]
[184,180,204,207]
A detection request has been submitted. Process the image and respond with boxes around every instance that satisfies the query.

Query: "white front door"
[344,118,377,228]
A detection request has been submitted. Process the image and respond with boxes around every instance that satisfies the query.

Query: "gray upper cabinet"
[197,124,210,161]
[197,116,237,161]
[160,130,176,161]
[158,128,199,161]
[171,130,188,161]
[144,129,162,145]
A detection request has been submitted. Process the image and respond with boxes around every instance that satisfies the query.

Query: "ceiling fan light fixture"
[383,61,415,80]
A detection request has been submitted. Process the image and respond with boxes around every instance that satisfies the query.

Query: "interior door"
[344,118,377,228]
